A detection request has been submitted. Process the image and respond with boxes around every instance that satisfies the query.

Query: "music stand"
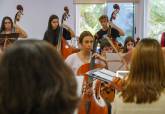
[0,33,19,49]
[106,53,127,72]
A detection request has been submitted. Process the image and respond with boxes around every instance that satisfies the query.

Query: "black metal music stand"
[0,33,19,50]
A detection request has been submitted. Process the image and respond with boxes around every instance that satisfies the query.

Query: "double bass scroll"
[14,4,27,38]
[108,4,120,47]
[14,4,24,24]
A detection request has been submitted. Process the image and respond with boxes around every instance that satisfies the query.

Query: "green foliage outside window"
[79,1,165,41]
[79,4,106,35]
[149,0,165,39]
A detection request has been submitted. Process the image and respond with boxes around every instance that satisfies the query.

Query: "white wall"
[0,0,146,40]
[0,0,76,39]
[134,0,143,38]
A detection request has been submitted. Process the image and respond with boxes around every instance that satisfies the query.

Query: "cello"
[56,6,79,59]
[77,38,108,114]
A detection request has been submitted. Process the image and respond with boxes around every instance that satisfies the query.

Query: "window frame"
[75,0,146,39]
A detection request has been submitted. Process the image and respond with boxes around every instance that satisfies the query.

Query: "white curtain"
[73,0,140,4]
[107,0,140,3]
[73,0,106,4]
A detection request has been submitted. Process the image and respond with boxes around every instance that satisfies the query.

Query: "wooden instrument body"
[77,63,108,114]
[57,6,79,59]
[60,37,80,59]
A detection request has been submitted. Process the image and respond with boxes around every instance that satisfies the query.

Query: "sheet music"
[93,71,113,82]
[0,33,19,38]
[99,68,116,76]
[87,68,116,82]
[116,70,129,78]
[106,53,127,71]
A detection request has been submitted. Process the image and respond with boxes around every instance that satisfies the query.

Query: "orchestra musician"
[111,38,165,114]
[95,15,125,43]
[43,14,75,46]
[123,36,135,53]
[0,40,79,114]
[65,31,109,114]
[0,16,27,38]
[65,31,108,75]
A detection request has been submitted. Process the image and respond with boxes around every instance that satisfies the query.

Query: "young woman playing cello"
[66,31,113,114]
[65,31,107,75]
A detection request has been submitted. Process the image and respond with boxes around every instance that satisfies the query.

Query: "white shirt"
[112,91,165,114]
[65,53,84,75]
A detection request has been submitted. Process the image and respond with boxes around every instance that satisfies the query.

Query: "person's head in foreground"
[122,38,165,104]
[0,40,79,114]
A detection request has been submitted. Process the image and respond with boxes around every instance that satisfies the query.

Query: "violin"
[94,73,125,103]
[56,6,79,59]
[94,80,115,102]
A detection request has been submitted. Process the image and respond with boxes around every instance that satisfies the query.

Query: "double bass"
[56,6,79,59]
[94,4,129,103]
[93,4,121,103]
[3,4,23,48]
[108,4,121,51]
[14,4,24,24]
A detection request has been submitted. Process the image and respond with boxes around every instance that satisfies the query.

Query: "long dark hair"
[123,36,135,53]
[0,16,14,32]
[47,14,59,30]
[0,40,79,114]
[45,15,60,44]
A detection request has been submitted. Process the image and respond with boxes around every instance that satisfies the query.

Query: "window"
[107,3,134,43]
[147,0,165,40]
[76,4,106,35]
[76,2,135,44]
